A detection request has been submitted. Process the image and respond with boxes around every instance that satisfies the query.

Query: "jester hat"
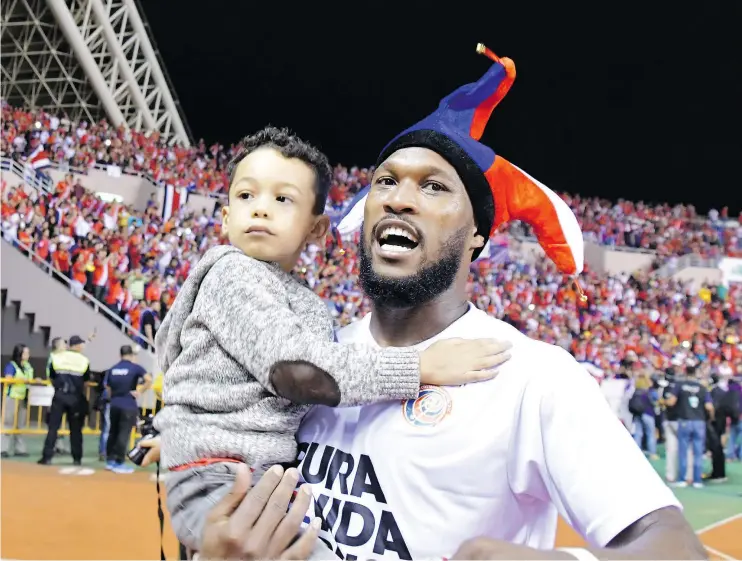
[338,44,584,277]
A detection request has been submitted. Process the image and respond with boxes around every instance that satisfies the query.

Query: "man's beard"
[358,225,468,309]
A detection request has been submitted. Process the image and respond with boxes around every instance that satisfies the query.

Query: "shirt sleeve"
[519,348,681,547]
[196,255,420,406]
[142,312,154,329]
[3,363,15,376]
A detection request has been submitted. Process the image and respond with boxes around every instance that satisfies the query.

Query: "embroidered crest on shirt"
[402,385,452,427]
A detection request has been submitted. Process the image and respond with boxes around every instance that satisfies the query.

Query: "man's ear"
[470,225,485,252]
[307,214,331,247]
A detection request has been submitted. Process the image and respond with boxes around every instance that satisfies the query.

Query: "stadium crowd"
[2,104,741,377]
[3,105,741,254]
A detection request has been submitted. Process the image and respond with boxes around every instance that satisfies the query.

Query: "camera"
[127,413,159,466]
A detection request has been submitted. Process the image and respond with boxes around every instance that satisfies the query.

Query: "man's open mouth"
[375,222,420,254]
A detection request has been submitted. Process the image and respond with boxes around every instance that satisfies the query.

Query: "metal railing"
[1,379,106,437]
[1,152,227,201]
[509,230,659,256]
[593,244,658,255]
[0,378,162,448]
[0,157,54,194]
[1,234,155,352]
[653,253,724,278]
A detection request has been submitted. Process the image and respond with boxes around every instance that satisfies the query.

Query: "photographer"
[103,345,151,474]
[138,434,160,467]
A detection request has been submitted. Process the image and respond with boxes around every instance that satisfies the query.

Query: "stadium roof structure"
[1,0,192,146]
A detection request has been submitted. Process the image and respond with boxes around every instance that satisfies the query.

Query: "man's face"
[359,147,484,307]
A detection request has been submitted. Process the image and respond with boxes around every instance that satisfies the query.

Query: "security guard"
[103,345,151,473]
[38,335,91,465]
[2,344,36,458]
[46,337,70,455]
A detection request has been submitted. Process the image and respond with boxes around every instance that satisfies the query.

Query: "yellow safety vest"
[50,351,90,376]
[50,351,90,395]
[45,352,61,378]
[7,361,34,400]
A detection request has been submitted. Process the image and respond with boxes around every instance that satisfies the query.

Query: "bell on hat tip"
[476,42,501,63]
[573,280,588,303]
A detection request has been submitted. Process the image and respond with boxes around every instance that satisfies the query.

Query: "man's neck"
[369,287,469,347]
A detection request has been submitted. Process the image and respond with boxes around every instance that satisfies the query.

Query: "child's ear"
[221,205,230,230]
[307,214,331,247]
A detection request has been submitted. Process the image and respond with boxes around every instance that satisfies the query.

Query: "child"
[153,127,510,552]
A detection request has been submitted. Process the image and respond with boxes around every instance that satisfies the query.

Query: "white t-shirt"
[74,216,91,238]
[297,305,680,560]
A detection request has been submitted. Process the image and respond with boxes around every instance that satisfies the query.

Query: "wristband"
[557,547,600,561]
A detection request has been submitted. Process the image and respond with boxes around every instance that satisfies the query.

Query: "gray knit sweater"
[153,245,420,471]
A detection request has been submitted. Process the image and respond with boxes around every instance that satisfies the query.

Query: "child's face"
[223,147,329,271]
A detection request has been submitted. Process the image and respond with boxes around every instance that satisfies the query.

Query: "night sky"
[140,1,741,214]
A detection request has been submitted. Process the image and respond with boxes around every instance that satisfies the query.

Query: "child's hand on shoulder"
[420,338,512,386]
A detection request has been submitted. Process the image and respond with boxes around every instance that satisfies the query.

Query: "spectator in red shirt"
[105,277,124,318]
[34,230,50,264]
[70,253,87,299]
[91,249,110,302]
[144,276,162,304]
[51,243,71,283]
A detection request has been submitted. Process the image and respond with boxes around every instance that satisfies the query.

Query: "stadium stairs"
[1,286,51,368]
